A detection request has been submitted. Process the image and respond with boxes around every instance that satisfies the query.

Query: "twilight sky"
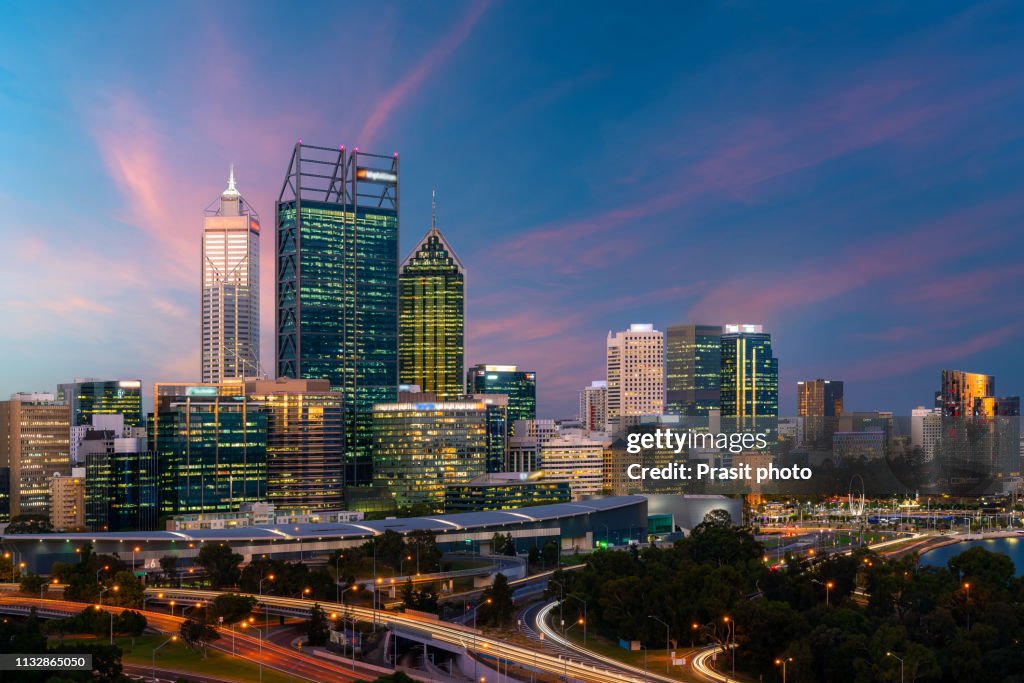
[1,1,1023,417]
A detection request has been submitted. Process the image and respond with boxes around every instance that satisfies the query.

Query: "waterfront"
[920,535,1024,575]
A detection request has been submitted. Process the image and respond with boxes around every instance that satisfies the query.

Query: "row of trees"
[553,511,1024,682]
[0,608,127,682]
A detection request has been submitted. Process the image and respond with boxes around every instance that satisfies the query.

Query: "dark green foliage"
[194,543,242,589]
[307,604,330,646]
[476,573,515,626]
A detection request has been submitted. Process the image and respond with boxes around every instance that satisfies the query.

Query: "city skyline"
[2,2,1024,416]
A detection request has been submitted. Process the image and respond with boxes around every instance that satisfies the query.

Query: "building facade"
[150,383,267,516]
[0,395,71,519]
[539,432,609,499]
[797,379,844,449]
[49,468,85,531]
[399,198,465,401]
[202,167,261,383]
[245,378,345,510]
[371,400,489,511]
[276,144,399,486]
[444,472,571,512]
[57,379,143,428]
[579,380,608,433]
[665,324,722,417]
[606,324,665,432]
[82,429,158,532]
[466,365,536,433]
[720,324,778,430]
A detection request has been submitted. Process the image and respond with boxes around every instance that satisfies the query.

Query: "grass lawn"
[559,626,704,682]
[117,634,305,683]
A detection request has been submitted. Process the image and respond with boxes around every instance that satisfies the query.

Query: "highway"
[143,587,660,683]
[0,595,367,682]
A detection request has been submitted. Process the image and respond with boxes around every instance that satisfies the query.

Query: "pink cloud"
[357,2,489,146]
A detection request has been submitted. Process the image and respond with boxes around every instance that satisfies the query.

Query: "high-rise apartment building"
[466,365,537,432]
[464,393,508,474]
[202,167,261,383]
[938,370,996,417]
[399,195,465,401]
[579,381,608,433]
[245,378,344,510]
[57,378,143,428]
[911,406,942,460]
[276,144,399,486]
[665,324,722,417]
[606,324,665,432]
[797,379,844,449]
[371,400,489,510]
[720,324,778,429]
[50,468,85,531]
[151,382,267,516]
[0,394,71,519]
[539,432,610,499]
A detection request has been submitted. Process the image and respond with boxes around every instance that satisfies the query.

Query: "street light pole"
[648,615,670,674]
[152,635,177,681]
[887,652,904,683]
[723,616,735,680]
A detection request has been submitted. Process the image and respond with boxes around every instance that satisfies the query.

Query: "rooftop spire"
[431,189,437,232]
[223,163,240,198]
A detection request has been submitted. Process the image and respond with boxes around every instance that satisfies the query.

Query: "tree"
[208,593,256,625]
[528,544,541,565]
[541,540,559,567]
[4,514,53,534]
[476,573,515,627]
[406,529,442,573]
[374,530,407,571]
[195,543,242,589]
[502,533,516,556]
[307,604,330,646]
[19,572,47,596]
[179,617,219,657]
[117,609,147,638]
[160,555,178,582]
[105,570,145,609]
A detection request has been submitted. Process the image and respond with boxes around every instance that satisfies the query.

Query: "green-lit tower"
[399,192,465,401]
[276,143,400,487]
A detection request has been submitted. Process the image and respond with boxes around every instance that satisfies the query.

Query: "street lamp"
[722,616,735,679]
[886,651,904,683]
[691,622,700,648]
[94,604,114,644]
[962,582,971,630]
[259,573,275,598]
[775,657,793,683]
[152,635,178,681]
[132,546,141,572]
[648,615,670,674]
[335,553,344,603]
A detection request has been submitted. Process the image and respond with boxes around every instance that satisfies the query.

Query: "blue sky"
[1,1,1023,416]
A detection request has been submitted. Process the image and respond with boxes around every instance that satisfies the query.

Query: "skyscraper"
[797,379,844,449]
[938,370,996,417]
[606,324,665,432]
[277,144,399,487]
[151,382,267,516]
[57,378,143,428]
[720,324,778,430]
[245,378,345,511]
[202,166,261,383]
[466,365,537,434]
[399,193,465,401]
[579,380,608,432]
[665,324,722,417]
[0,394,71,518]
[82,428,158,532]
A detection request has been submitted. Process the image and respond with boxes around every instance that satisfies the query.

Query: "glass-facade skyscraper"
[276,144,399,486]
[82,431,158,532]
[202,167,261,383]
[150,382,267,516]
[720,324,778,431]
[399,196,465,401]
[57,379,143,428]
[466,364,537,435]
[665,324,722,417]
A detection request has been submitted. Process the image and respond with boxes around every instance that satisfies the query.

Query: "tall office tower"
[151,382,267,516]
[720,324,778,430]
[0,394,71,519]
[606,324,665,432]
[797,379,844,449]
[466,365,537,433]
[245,378,345,510]
[938,370,996,417]
[463,393,508,474]
[539,432,610,499]
[49,468,86,531]
[665,324,723,417]
[277,144,399,486]
[82,428,158,532]
[201,167,261,383]
[911,406,942,460]
[57,379,143,427]
[399,194,465,401]
[371,399,489,511]
[579,381,608,433]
